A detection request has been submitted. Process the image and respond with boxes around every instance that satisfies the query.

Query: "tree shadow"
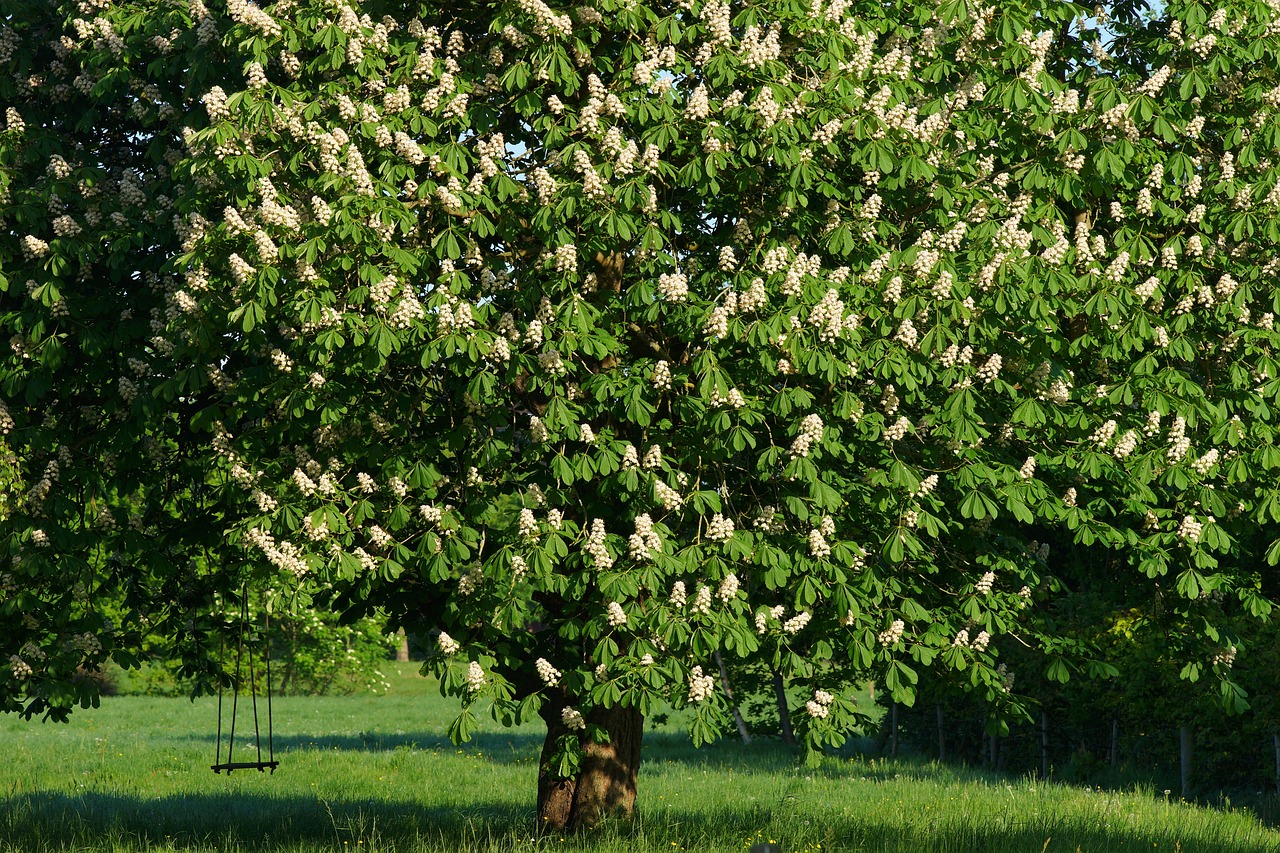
[179,729,549,762]
[1,790,1270,852]
[175,726,803,772]
[0,791,525,850]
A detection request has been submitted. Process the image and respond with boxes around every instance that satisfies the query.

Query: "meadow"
[1,662,1278,853]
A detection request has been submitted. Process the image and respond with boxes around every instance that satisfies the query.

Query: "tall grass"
[1,663,1277,852]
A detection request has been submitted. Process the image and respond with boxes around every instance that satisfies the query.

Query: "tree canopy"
[5,0,1280,830]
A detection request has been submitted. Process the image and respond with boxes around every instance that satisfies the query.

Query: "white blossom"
[561,706,586,730]
[437,627,463,653]
[706,514,735,542]
[877,619,905,647]
[687,666,715,702]
[606,601,628,628]
[466,661,486,693]
[783,611,811,634]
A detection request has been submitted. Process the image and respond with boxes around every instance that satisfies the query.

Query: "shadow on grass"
[0,790,522,850]
[175,728,807,772]
[2,790,1273,853]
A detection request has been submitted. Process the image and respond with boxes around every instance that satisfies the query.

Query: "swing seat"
[211,760,279,774]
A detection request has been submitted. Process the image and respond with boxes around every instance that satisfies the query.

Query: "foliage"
[269,604,398,695]
[107,604,397,696]
[895,586,1280,792]
[5,0,1280,814]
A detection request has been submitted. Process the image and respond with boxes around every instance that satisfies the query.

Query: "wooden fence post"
[1040,710,1050,780]
[935,703,946,762]
[1110,718,1119,769]
[1273,731,1279,795]
[1179,724,1193,800]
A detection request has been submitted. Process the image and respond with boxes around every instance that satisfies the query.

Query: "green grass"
[2,662,1278,852]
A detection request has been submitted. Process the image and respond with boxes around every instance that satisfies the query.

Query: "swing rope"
[212,583,279,775]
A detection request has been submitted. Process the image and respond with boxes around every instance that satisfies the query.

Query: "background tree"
[5,0,1280,833]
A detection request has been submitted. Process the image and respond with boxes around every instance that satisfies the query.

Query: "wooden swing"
[212,584,278,774]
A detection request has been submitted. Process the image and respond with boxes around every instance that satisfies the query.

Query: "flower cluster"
[687,666,715,702]
[9,655,33,679]
[465,661,486,693]
[657,271,689,301]
[976,355,1002,384]
[789,414,825,458]
[536,657,561,686]
[245,527,309,578]
[628,513,662,560]
[435,631,461,655]
[806,689,835,719]
[1167,416,1190,463]
[706,513,734,541]
[690,584,713,615]
[583,518,613,569]
[642,444,662,470]
[878,619,905,647]
[1191,448,1219,476]
[518,508,538,538]
[621,444,640,470]
[716,572,739,602]
[654,479,683,511]
[561,706,586,731]
[1018,456,1037,479]
[783,611,811,634]
[1211,646,1237,668]
[606,601,628,628]
[652,360,672,391]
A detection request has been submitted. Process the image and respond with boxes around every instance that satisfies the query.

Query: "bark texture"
[536,703,643,833]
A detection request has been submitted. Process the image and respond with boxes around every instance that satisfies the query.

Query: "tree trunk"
[771,669,795,745]
[395,629,410,662]
[714,650,751,744]
[536,703,643,833]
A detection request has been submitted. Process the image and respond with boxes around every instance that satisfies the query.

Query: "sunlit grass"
[1,663,1278,851]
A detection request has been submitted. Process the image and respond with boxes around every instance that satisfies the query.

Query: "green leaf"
[1046,658,1070,683]
[448,708,477,743]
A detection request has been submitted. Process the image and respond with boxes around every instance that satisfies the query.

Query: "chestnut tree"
[5,0,1280,831]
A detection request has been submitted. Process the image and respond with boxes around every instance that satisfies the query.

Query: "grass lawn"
[2,662,1278,852]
